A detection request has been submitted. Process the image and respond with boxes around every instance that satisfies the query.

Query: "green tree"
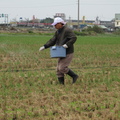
[85,25,104,34]
[92,25,104,33]
[40,17,53,24]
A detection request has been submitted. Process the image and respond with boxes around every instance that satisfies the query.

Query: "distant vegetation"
[113,29,120,35]
[0,25,120,36]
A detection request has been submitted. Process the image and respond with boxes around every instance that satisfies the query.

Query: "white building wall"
[115,14,120,28]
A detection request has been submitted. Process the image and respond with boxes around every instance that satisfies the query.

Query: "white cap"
[51,17,66,26]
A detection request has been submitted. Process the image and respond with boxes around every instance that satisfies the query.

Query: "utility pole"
[78,0,80,30]
[69,16,71,28]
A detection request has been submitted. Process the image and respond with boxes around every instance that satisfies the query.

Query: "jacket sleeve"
[44,33,57,49]
[64,28,77,47]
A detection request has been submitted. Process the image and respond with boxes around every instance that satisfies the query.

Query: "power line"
[0,3,120,8]
[0,4,76,8]
[81,3,120,5]
[78,0,80,30]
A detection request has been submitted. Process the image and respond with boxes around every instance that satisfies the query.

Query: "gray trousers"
[56,53,73,77]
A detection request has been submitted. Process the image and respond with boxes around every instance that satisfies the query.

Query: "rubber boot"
[67,69,78,84]
[58,77,64,85]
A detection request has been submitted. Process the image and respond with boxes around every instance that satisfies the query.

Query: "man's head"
[51,17,66,29]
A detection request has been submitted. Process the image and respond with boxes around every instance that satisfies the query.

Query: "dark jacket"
[44,26,77,54]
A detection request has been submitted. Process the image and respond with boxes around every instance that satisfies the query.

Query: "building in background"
[115,13,120,29]
[0,12,116,31]
[54,13,66,20]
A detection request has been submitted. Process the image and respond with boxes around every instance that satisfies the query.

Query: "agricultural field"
[0,34,120,120]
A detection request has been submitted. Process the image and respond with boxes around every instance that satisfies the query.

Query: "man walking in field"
[39,17,78,85]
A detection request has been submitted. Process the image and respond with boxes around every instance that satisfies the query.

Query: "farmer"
[39,17,78,85]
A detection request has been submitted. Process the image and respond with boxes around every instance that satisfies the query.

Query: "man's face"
[54,23,63,29]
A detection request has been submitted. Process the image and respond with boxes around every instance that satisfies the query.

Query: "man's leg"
[56,53,78,84]
[67,69,78,84]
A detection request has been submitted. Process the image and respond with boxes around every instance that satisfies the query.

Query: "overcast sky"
[0,0,120,22]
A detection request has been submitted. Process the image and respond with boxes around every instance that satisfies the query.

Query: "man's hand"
[63,44,68,48]
[39,46,45,51]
